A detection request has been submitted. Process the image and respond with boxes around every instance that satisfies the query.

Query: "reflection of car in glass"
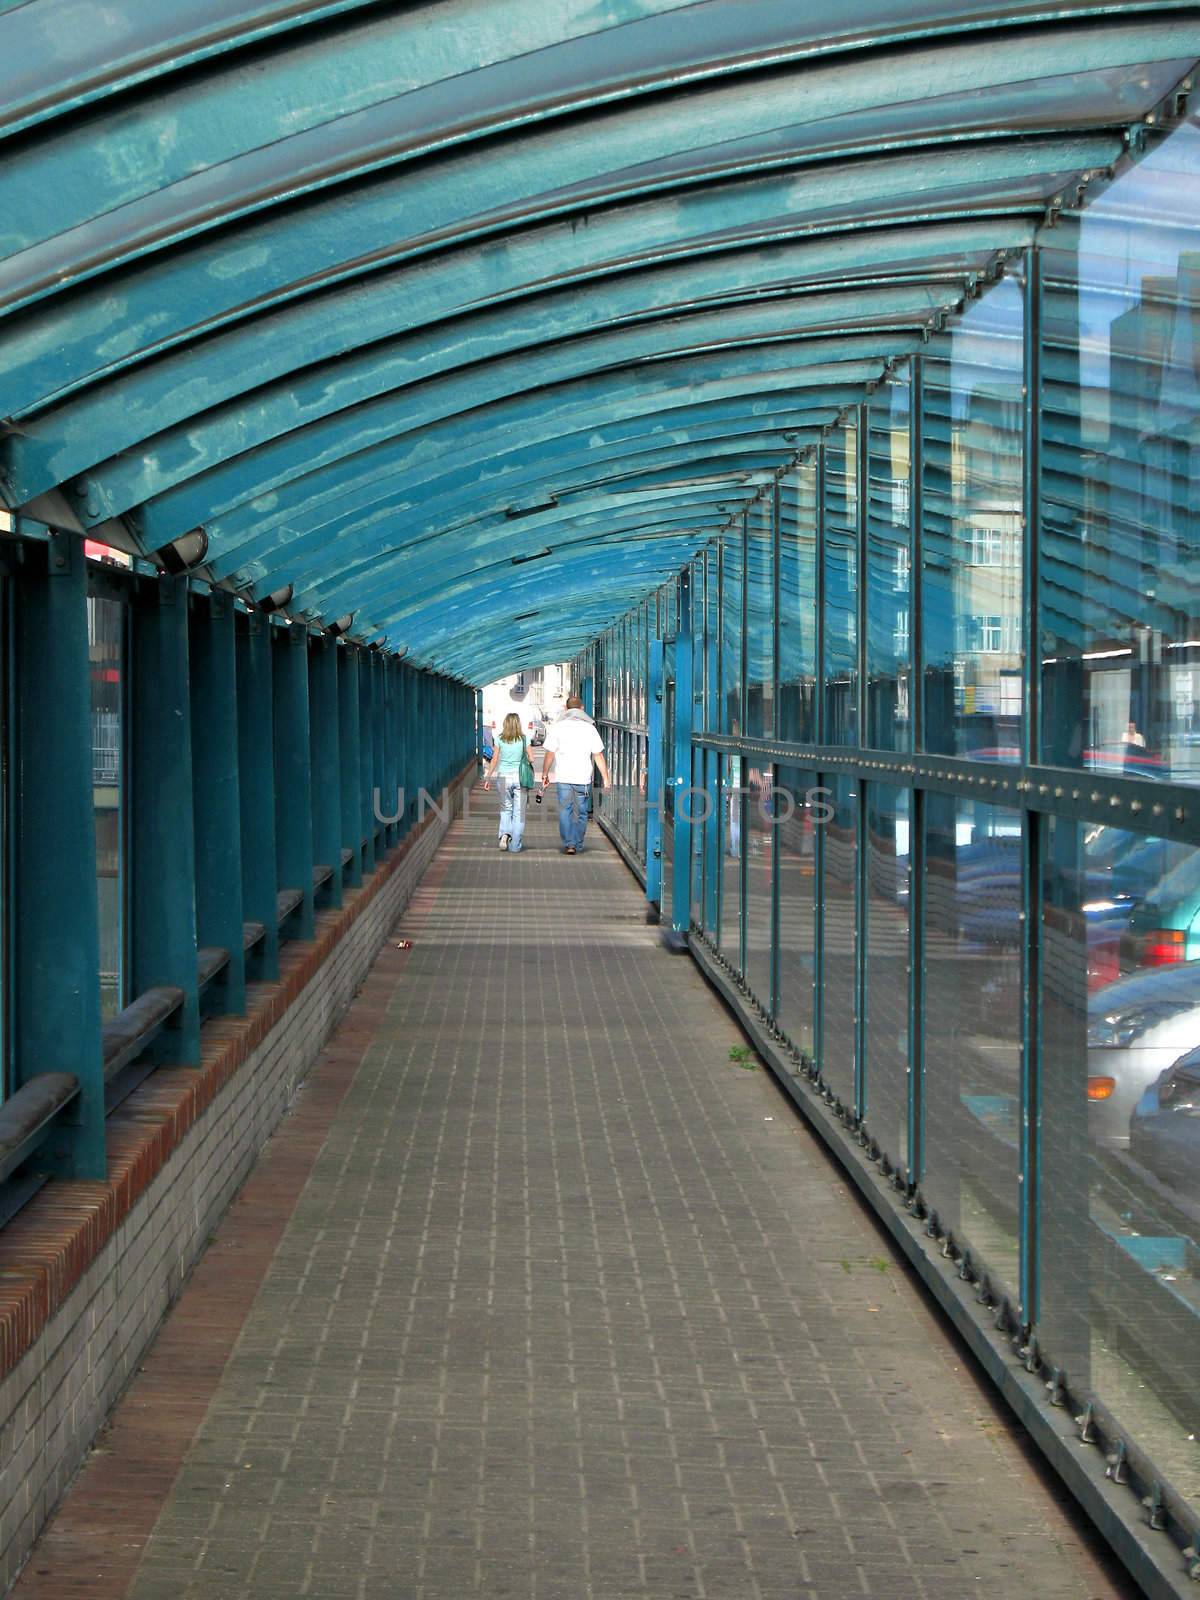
[1087,962,1200,1147]
[1120,847,1200,971]
[1080,827,1191,990]
[1129,1045,1200,1196]
[527,714,547,746]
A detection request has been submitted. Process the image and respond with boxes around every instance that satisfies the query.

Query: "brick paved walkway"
[17,790,1134,1600]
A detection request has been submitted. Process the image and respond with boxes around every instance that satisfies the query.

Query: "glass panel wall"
[1041,122,1200,781]
[820,773,858,1110]
[1041,815,1200,1508]
[581,113,1200,1536]
[720,749,743,971]
[864,783,911,1174]
[744,761,773,1010]
[746,497,774,740]
[923,275,1024,759]
[923,796,1022,1298]
[822,425,858,744]
[866,376,912,750]
[778,461,818,745]
[721,525,744,737]
[776,767,818,1064]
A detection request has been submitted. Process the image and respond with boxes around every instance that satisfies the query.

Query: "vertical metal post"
[704,550,720,935]
[646,639,664,911]
[769,484,782,1014]
[308,633,342,908]
[190,591,246,1013]
[338,646,363,889]
[1022,248,1041,771]
[12,534,106,1176]
[672,565,694,933]
[358,646,376,874]
[1020,249,1043,1327]
[815,444,827,747]
[273,624,315,939]
[738,514,749,977]
[856,403,869,749]
[907,354,925,1182]
[236,611,279,979]
[371,651,386,852]
[131,575,200,1062]
[855,781,868,1123]
[910,355,925,755]
[908,786,925,1184]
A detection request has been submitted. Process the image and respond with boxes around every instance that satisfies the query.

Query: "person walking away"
[541,697,610,854]
[483,713,529,852]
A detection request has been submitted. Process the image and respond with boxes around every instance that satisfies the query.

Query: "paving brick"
[16,794,1136,1600]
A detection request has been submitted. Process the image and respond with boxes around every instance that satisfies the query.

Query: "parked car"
[527,713,547,746]
[1129,1044,1200,1198]
[1087,961,1200,1147]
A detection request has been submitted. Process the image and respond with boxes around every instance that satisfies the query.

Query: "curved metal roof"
[0,1,1195,680]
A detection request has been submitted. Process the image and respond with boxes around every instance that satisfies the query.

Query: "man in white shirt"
[541,697,610,854]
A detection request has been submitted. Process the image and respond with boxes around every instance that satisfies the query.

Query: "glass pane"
[89,596,124,1020]
[721,750,744,970]
[820,773,857,1110]
[778,461,818,744]
[661,662,674,926]
[866,373,912,749]
[746,498,774,739]
[923,797,1022,1299]
[702,748,721,941]
[721,527,744,736]
[823,426,859,745]
[1041,117,1200,782]
[923,275,1024,759]
[776,767,818,1062]
[690,744,704,927]
[865,783,911,1174]
[745,763,773,1009]
[1040,818,1200,1515]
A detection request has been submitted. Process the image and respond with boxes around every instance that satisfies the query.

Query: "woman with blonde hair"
[483,712,531,851]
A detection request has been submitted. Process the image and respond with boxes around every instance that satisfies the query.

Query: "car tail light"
[1087,1076,1116,1101]
[1142,928,1186,966]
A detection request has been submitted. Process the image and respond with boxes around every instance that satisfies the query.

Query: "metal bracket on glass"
[1044,1368,1065,1409]
[994,1297,1013,1335]
[1076,1402,1097,1445]
[1181,1534,1200,1581]
[1018,1331,1040,1374]
[1143,1482,1167,1532]
[974,1272,993,1308]
[1106,1439,1129,1486]
[956,1249,974,1284]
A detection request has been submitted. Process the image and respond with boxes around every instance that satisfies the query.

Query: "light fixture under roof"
[151,527,208,575]
[328,613,354,636]
[260,584,293,613]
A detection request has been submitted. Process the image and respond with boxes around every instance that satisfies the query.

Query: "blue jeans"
[498,776,526,850]
[556,783,590,849]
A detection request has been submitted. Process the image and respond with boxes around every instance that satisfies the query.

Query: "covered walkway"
[15,794,1127,1600]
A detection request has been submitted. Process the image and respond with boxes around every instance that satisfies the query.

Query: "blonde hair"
[500,712,523,743]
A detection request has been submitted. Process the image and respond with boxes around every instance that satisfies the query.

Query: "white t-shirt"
[545,713,604,785]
